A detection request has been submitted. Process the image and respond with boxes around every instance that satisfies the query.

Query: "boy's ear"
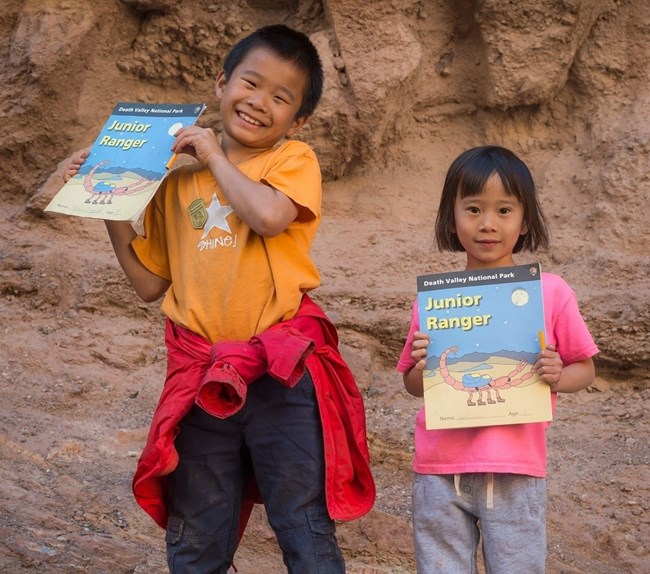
[215,71,227,98]
[285,115,309,138]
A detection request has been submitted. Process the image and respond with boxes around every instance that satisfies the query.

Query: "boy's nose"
[247,92,268,111]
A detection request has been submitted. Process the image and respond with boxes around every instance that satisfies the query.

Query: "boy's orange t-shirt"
[132,140,322,343]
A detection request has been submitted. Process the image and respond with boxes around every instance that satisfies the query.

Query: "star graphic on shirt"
[202,193,234,239]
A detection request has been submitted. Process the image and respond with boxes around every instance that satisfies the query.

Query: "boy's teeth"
[240,112,261,125]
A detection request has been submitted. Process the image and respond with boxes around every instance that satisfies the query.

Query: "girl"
[397,145,598,573]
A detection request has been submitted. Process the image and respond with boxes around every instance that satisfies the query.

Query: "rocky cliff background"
[1,1,648,573]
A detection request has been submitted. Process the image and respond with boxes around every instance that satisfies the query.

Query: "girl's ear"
[520,220,529,235]
[215,71,227,98]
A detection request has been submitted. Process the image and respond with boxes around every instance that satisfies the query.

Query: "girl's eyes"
[466,206,513,214]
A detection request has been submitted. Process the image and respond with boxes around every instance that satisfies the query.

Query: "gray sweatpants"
[412,473,547,574]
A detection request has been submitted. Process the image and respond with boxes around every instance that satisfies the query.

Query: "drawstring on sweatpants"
[454,474,462,496]
[453,473,495,509]
[486,473,494,509]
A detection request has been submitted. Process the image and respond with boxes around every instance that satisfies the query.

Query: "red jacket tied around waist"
[132,295,376,531]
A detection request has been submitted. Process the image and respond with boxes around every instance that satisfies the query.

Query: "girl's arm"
[533,345,596,393]
[104,221,170,302]
[402,331,430,398]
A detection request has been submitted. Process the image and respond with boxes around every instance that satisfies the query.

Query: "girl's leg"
[478,474,547,574]
[244,371,345,574]
[164,405,248,574]
[412,473,480,574]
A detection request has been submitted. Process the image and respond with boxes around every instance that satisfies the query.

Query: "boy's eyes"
[241,79,289,104]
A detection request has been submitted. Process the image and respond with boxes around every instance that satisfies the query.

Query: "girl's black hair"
[223,24,323,120]
[435,145,550,253]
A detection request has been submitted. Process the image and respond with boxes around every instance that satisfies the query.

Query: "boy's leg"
[244,371,345,574]
[412,473,480,574]
[478,473,547,574]
[165,405,248,574]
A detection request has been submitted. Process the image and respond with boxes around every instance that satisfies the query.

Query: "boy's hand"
[63,150,89,182]
[171,125,224,167]
[532,345,563,389]
[411,331,430,371]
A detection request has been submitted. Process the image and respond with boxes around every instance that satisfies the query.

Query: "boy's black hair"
[223,24,323,120]
[435,145,550,253]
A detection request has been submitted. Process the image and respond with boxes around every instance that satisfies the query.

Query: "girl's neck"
[465,256,517,271]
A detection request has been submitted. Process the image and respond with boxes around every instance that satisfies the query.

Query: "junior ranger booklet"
[417,262,552,430]
[45,101,206,222]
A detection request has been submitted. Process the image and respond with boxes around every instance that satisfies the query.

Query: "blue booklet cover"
[45,102,206,222]
[417,262,552,429]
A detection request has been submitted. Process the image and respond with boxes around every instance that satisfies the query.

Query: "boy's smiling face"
[215,46,308,160]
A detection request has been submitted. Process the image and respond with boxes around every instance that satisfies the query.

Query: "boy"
[64,25,374,573]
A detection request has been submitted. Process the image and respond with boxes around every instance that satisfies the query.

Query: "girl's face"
[452,173,528,270]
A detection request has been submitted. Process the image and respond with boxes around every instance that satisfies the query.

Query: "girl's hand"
[171,125,224,167]
[411,331,430,371]
[403,331,430,397]
[533,344,563,389]
[63,150,89,182]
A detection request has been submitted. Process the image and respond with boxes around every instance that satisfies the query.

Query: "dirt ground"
[1,158,648,573]
[1,1,649,573]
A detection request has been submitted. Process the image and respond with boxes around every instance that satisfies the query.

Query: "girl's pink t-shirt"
[396,272,599,477]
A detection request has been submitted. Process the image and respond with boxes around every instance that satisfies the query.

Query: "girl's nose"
[479,213,497,231]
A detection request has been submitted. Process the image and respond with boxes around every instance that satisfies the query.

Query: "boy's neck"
[221,134,286,165]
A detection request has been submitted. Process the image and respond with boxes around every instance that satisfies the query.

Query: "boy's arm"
[104,221,170,302]
[171,126,299,237]
[533,346,596,393]
[63,153,170,302]
[208,153,299,236]
[63,150,90,183]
